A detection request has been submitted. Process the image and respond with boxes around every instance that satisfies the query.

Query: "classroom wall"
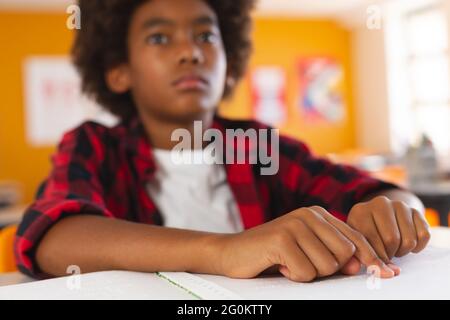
[350,0,450,158]
[220,18,356,155]
[0,13,356,204]
[351,23,392,153]
[0,13,73,205]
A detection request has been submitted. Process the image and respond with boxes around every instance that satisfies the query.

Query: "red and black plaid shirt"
[15,115,398,278]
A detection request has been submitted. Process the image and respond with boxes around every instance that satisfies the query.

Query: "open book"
[159,246,450,299]
[1,246,450,299]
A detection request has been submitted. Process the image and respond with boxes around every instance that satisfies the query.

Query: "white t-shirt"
[146,149,244,233]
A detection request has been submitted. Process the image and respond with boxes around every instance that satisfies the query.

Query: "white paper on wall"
[250,66,287,127]
[23,56,118,147]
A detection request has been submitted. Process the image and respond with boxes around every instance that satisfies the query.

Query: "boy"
[15,0,430,282]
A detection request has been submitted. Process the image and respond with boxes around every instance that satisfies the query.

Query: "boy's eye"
[197,31,218,44]
[146,33,169,45]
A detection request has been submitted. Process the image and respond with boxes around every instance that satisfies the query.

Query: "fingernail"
[388,263,401,275]
[382,264,395,277]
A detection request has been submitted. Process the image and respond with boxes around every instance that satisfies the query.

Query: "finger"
[318,211,397,278]
[411,209,431,253]
[291,219,340,278]
[349,213,391,264]
[277,234,317,282]
[371,197,401,259]
[301,207,356,268]
[341,257,401,277]
[393,201,418,257]
[340,256,362,275]
[344,233,397,278]
[261,265,281,275]
[387,263,402,276]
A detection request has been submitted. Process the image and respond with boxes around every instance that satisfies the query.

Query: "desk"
[0,271,194,300]
[1,227,449,299]
[0,272,33,287]
[428,226,450,248]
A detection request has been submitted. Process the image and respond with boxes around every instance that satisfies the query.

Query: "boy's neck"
[138,111,215,151]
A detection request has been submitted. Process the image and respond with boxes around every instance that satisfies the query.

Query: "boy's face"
[108,0,227,123]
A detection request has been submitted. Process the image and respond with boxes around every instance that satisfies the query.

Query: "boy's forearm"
[36,215,226,277]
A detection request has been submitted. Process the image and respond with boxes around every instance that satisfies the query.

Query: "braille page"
[160,246,450,300]
[0,270,194,300]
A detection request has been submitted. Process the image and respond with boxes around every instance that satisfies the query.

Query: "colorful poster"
[298,57,345,124]
[250,66,287,127]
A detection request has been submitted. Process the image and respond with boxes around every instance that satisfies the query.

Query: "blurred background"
[0,0,449,233]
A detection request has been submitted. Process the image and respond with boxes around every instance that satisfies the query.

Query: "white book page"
[161,246,450,300]
[0,271,194,300]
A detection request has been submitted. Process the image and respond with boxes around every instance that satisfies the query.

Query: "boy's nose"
[178,43,204,65]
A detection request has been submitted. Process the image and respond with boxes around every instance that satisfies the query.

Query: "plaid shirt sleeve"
[14,122,114,279]
[273,134,400,221]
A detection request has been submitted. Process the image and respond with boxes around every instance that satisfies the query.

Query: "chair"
[0,225,18,273]
[425,208,440,227]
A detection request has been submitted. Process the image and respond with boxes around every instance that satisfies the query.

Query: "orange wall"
[0,13,74,204]
[0,13,355,204]
[220,18,356,155]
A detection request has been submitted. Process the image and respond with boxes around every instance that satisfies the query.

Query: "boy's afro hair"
[72,0,257,120]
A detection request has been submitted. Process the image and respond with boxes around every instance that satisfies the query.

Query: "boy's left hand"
[346,196,431,263]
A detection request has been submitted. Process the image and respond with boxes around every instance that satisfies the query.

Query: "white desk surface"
[0,227,449,300]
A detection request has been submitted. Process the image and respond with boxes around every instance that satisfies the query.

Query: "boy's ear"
[105,64,131,94]
[225,69,236,92]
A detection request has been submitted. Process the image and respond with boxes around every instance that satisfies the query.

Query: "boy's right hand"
[215,206,401,282]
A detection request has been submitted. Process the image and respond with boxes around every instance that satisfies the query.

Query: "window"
[404,5,450,157]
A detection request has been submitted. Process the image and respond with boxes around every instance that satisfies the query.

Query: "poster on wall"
[250,66,287,127]
[297,57,345,124]
[23,57,118,147]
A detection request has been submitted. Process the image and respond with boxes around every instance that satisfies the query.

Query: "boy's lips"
[172,74,209,91]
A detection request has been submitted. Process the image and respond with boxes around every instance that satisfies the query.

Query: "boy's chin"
[162,104,217,123]
[174,101,217,118]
